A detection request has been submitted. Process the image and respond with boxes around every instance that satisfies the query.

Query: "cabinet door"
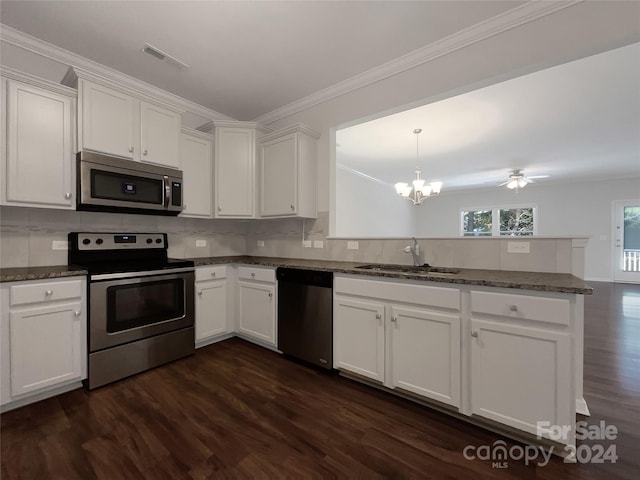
[140,101,181,168]
[260,134,296,216]
[195,280,227,342]
[81,80,136,159]
[180,133,213,217]
[237,281,275,345]
[470,319,572,438]
[390,306,460,407]
[334,296,385,382]
[10,302,82,396]
[215,127,255,217]
[5,81,74,208]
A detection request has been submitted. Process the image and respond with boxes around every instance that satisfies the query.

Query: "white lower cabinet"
[333,297,385,382]
[237,266,276,347]
[390,306,460,407]
[469,289,573,442]
[1,277,87,410]
[334,275,461,408]
[195,266,229,347]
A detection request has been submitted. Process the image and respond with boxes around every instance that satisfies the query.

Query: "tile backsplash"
[1,207,586,277]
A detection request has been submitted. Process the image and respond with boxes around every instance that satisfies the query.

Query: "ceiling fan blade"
[528,174,550,179]
[497,180,509,186]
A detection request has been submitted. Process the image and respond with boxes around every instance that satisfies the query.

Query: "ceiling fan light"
[507,179,518,189]
[518,179,528,188]
[430,181,443,194]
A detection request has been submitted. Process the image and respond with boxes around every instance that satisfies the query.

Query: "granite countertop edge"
[1,256,593,295]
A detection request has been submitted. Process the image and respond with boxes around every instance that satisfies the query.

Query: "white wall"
[413,177,640,281]
[335,165,414,237]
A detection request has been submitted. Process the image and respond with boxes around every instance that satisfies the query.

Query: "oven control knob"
[96,238,103,245]
[155,238,162,244]
[82,238,91,245]
[146,238,153,244]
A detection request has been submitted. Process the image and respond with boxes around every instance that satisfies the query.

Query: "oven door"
[89,269,194,352]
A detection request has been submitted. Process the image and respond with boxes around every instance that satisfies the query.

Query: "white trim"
[0,24,234,123]
[584,277,614,283]
[181,127,213,141]
[253,0,582,125]
[259,123,321,143]
[0,65,76,97]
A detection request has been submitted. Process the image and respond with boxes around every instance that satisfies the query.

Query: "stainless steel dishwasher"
[277,268,333,369]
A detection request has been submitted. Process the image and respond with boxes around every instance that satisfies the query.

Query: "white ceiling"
[0,0,521,121]
[337,42,640,191]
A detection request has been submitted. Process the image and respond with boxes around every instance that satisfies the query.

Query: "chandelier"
[394,129,442,205]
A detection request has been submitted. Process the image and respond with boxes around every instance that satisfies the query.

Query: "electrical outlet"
[302,240,312,248]
[347,241,359,250]
[257,240,265,247]
[313,240,324,249]
[195,239,207,248]
[52,240,68,251]
[507,241,530,254]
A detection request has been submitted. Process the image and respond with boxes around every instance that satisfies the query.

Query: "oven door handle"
[91,267,194,281]
[163,175,170,207]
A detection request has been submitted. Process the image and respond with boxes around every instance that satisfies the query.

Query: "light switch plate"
[507,241,530,254]
[347,241,359,250]
[313,240,324,248]
[52,240,68,250]
[302,240,312,248]
[257,240,265,247]
[195,239,207,248]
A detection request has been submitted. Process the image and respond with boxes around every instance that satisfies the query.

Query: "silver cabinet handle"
[143,149,148,156]
[509,305,518,312]
[471,330,478,337]
[74,310,81,317]
[197,291,203,296]
[45,290,53,296]
[391,315,398,323]
[128,146,134,153]
[290,205,294,211]
[268,292,273,298]
[375,313,382,320]
[251,272,255,278]
[218,206,222,212]
[64,192,72,199]
[211,272,216,277]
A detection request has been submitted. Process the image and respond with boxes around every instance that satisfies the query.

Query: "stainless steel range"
[69,232,195,389]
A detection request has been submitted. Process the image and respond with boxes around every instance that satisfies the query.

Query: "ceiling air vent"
[142,43,189,70]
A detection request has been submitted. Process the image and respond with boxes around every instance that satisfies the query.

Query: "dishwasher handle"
[276,267,333,288]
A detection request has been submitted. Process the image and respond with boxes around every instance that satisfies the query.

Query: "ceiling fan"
[498,169,549,191]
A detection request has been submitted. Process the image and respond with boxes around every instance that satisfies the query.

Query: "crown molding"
[253,0,582,125]
[181,127,214,141]
[260,123,321,144]
[0,24,235,122]
[0,65,76,97]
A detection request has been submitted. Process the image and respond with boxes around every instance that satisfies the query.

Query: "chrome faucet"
[403,237,421,266]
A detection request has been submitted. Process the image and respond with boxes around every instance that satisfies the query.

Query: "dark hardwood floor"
[1,282,639,479]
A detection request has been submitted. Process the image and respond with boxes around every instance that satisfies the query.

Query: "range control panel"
[73,233,167,250]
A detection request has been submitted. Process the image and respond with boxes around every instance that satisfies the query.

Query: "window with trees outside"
[462,207,536,236]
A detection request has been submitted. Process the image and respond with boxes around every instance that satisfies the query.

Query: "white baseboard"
[584,277,613,283]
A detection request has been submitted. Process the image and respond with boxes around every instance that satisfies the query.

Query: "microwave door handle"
[163,175,170,207]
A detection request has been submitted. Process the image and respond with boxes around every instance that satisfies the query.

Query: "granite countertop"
[0,265,88,283]
[190,256,593,295]
[1,256,592,295]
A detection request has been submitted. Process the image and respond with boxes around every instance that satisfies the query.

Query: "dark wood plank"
[2,281,638,478]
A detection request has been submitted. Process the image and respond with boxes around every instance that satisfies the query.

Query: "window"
[462,207,536,236]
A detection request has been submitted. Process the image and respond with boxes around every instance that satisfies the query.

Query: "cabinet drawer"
[195,265,227,282]
[10,279,83,306]
[238,266,275,283]
[471,291,570,326]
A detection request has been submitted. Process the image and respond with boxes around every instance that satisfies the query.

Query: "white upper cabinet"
[80,79,136,159]
[140,101,181,168]
[1,71,75,209]
[214,122,259,218]
[180,129,213,218]
[259,124,319,218]
[75,73,183,168]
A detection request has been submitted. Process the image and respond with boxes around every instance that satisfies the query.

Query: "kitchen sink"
[354,264,461,275]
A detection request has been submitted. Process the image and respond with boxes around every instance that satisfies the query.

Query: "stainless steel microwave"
[77,151,183,215]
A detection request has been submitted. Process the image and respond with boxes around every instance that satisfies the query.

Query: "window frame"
[460,204,538,237]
